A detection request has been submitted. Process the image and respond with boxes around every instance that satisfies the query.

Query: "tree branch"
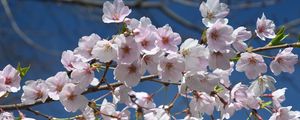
[251,42,300,52]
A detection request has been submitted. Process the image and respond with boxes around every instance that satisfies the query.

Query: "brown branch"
[251,42,300,52]
[26,108,53,120]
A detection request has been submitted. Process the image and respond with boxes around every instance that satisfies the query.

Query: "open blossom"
[102,0,131,23]
[232,27,252,52]
[61,50,82,71]
[236,52,267,79]
[208,49,235,70]
[269,106,300,120]
[141,52,163,74]
[270,47,298,75]
[131,91,156,109]
[255,13,276,40]
[114,60,145,87]
[136,30,160,55]
[248,75,276,97]
[100,99,130,120]
[180,38,209,71]
[206,21,234,51]
[144,107,170,120]
[183,71,220,93]
[113,85,132,106]
[189,92,216,116]
[92,39,118,63]
[74,33,101,62]
[199,0,229,27]
[158,53,185,83]
[114,34,140,64]
[59,83,88,112]
[0,112,14,120]
[156,25,181,53]
[71,62,95,88]
[230,83,260,109]
[21,80,48,105]
[272,88,287,109]
[0,64,21,93]
[46,71,71,100]
[80,106,95,120]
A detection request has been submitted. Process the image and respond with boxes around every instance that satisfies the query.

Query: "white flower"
[272,88,287,109]
[158,53,185,83]
[61,50,82,71]
[81,106,95,120]
[21,80,48,105]
[112,85,132,106]
[0,64,21,93]
[208,49,235,70]
[189,92,215,116]
[141,52,163,75]
[156,25,181,53]
[0,112,14,120]
[59,83,88,112]
[183,71,220,93]
[114,60,145,87]
[71,62,95,88]
[114,34,140,64]
[46,71,71,100]
[230,83,260,109]
[232,27,252,52]
[270,47,298,75]
[92,39,118,63]
[255,13,276,40]
[180,38,209,71]
[248,75,276,97]
[206,21,234,51]
[269,106,300,120]
[74,33,101,62]
[131,91,156,109]
[144,107,170,120]
[199,0,229,27]
[102,0,131,23]
[100,99,130,120]
[236,52,267,79]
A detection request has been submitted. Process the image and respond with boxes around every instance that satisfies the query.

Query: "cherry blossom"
[21,80,48,105]
[102,0,131,23]
[248,75,276,97]
[74,33,101,61]
[270,47,298,75]
[80,106,95,120]
[59,83,88,112]
[199,0,229,27]
[0,112,14,120]
[0,64,21,93]
[141,52,163,74]
[269,106,300,120]
[71,62,95,88]
[232,27,252,52]
[189,92,216,116]
[183,71,220,93]
[230,83,260,109]
[208,49,235,70]
[144,107,170,120]
[255,13,276,40]
[114,60,145,87]
[206,21,234,51]
[156,25,181,53]
[130,91,156,109]
[100,99,130,120]
[114,34,140,64]
[158,53,185,83]
[61,50,81,71]
[272,88,287,109]
[236,52,267,79]
[46,71,71,100]
[112,85,132,106]
[92,39,118,63]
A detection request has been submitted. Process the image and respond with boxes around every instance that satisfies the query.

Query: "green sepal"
[268,26,289,46]
[17,63,30,79]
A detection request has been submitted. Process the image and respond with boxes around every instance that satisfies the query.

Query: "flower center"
[165,62,173,70]
[128,65,137,73]
[141,39,149,47]
[248,57,257,64]
[67,93,77,101]
[211,30,219,40]
[5,77,12,85]
[162,37,169,45]
[122,45,130,54]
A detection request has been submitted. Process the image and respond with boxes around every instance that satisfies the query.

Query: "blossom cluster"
[1,0,300,120]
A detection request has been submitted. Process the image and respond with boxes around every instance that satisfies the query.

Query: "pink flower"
[61,50,82,71]
[158,53,185,83]
[206,21,234,51]
[0,64,21,93]
[100,99,130,120]
[74,33,101,62]
[135,30,160,55]
[199,0,229,27]
[59,83,88,112]
[71,62,95,88]
[269,106,300,120]
[0,112,14,120]
[236,52,267,79]
[102,0,131,23]
[112,85,132,106]
[144,107,170,120]
[46,72,71,100]
[131,91,156,109]
[255,13,276,40]
[183,71,220,93]
[92,39,118,63]
[180,38,209,71]
[141,52,163,75]
[232,27,252,52]
[189,92,216,116]
[270,47,298,75]
[248,75,276,97]
[114,35,140,64]
[21,80,48,105]
[156,25,181,53]
[208,49,235,70]
[230,83,260,109]
[272,88,287,109]
[114,60,145,87]
[80,106,95,120]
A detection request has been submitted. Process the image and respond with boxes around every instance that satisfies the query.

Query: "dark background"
[0,0,300,119]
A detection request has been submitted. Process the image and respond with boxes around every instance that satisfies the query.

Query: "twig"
[251,42,300,52]
[26,108,53,120]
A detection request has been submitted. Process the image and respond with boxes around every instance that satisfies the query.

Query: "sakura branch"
[1,0,300,120]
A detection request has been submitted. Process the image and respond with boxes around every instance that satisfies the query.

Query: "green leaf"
[214,85,224,93]
[261,101,272,108]
[17,63,30,79]
[268,26,289,46]
[230,56,240,62]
